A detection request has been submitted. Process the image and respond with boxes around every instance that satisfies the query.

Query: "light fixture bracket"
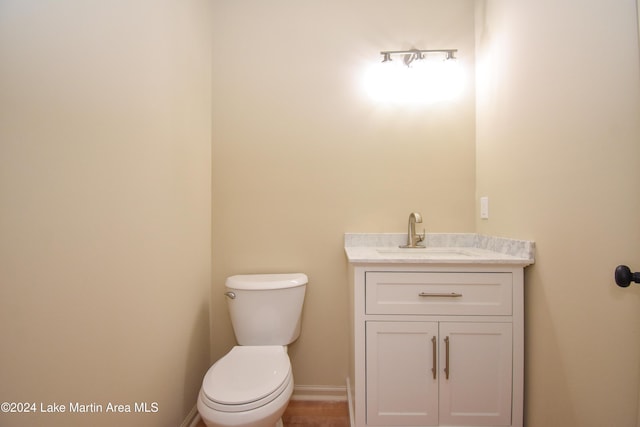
[380,49,458,67]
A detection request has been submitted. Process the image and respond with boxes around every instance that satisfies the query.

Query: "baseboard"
[180,404,201,427]
[346,377,354,427]
[292,384,348,401]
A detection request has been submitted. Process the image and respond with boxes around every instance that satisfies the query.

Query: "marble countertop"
[344,233,535,265]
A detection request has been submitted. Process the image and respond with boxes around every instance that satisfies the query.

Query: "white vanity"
[345,233,535,427]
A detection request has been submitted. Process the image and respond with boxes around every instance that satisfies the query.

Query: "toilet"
[197,273,308,427]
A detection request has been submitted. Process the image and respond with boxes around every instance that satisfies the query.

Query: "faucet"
[400,212,425,248]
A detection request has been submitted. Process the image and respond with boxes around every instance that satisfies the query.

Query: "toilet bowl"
[197,346,293,427]
[197,273,307,427]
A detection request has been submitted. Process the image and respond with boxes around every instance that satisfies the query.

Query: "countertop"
[344,233,535,265]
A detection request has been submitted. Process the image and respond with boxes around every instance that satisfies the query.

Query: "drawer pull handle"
[419,292,463,298]
[444,336,450,380]
[431,336,437,379]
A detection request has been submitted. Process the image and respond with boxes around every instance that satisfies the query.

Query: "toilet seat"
[201,346,291,413]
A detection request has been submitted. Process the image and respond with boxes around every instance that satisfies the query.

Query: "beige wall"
[0,1,212,426]
[211,0,477,387]
[476,1,640,426]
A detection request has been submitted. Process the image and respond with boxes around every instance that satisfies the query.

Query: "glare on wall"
[363,57,465,105]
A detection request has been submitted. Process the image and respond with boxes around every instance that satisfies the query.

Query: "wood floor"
[196,400,350,427]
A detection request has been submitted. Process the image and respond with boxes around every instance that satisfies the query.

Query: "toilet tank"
[225,273,307,346]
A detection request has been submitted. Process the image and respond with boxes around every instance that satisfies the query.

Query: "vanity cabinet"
[367,321,512,426]
[348,267,526,427]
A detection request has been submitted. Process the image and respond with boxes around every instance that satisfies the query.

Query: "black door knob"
[615,265,640,288]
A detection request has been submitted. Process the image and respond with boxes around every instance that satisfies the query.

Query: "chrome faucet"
[400,212,425,248]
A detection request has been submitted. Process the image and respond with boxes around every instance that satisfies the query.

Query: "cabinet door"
[439,322,513,426]
[366,321,438,426]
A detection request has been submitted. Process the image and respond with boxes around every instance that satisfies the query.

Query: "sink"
[375,247,472,258]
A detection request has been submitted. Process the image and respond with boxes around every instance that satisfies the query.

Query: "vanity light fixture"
[379,48,458,67]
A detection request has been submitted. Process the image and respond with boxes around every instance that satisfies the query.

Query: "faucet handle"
[416,230,426,243]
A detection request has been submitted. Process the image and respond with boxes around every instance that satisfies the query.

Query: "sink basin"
[375,247,472,257]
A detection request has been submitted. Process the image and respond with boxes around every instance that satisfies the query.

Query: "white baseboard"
[346,377,354,427]
[292,385,347,401]
[180,404,201,427]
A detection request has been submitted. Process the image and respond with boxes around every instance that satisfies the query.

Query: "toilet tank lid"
[226,273,308,290]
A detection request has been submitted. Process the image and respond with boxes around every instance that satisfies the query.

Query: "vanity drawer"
[365,272,512,315]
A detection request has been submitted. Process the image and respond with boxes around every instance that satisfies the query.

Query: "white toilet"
[197,273,308,427]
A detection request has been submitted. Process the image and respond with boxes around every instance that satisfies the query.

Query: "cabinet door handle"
[444,336,450,380]
[431,336,437,379]
[419,292,463,298]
